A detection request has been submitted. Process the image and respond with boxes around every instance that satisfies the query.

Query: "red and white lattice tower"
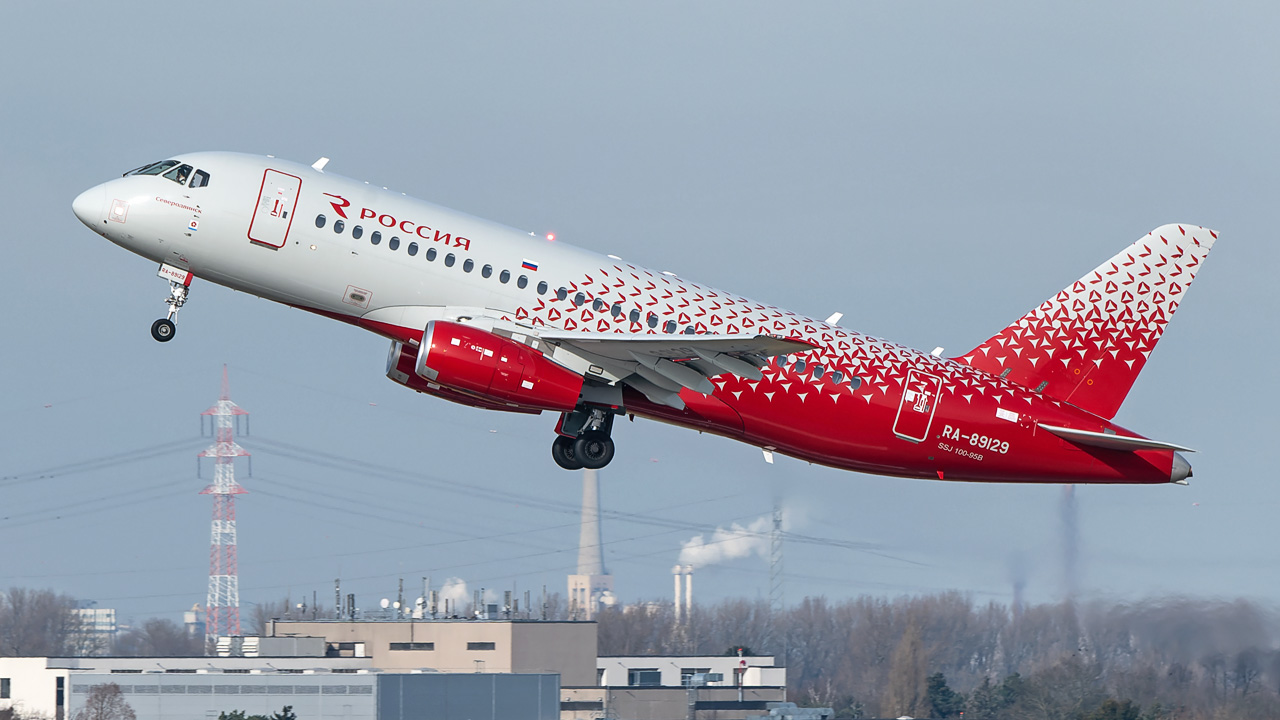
[199,366,249,644]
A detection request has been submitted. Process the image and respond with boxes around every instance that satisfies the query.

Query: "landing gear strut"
[152,264,193,343]
[551,407,616,470]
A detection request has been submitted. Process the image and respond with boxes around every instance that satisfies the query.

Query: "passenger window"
[445,253,456,267]
[683,326,696,334]
[408,242,418,256]
[499,269,510,284]
[794,359,807,374]
[463,259,474,273]
[315,215,326,229]
[389,237,400,251]
[812,364,825,380]
[334,219,345,234]
[517,275,528,289]
[556,288,568,301]
[592,298,606,312]
[535,280,546,294]
[663,320,676,333]
[774,356,787,368]
[849,376,863,390]
[189,170,210,188]
[163,164,193,185]
[370,231,381,245]
[647,313,658,328]
[482,264,493,278]
[611,304,622,318]
[426,247,437,261]
[629,309,640,323]
[830,370,844,384]
[352,225,363,240]
[573,292,585,306]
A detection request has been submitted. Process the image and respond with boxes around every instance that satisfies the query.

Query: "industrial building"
[0,655,556,720]
[0,632,788,720]
[266,619,597,683]
[265,618,787,720]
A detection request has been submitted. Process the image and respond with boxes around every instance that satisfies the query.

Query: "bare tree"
[883,618,930,717]
[112,619,203,657]
[0,588,84,656]
[72,684,135,720]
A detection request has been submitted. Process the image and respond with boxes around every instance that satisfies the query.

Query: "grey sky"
[1,2,1273,624]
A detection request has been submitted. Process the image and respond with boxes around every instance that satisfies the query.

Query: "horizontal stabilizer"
[1038,424,1195,453]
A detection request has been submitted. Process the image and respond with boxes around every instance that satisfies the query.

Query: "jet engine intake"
[385,341,540,414]
[414,320,583,412]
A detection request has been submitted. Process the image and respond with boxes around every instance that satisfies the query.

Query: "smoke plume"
[1060,485,1079,601]
[678,514,774,568]
[439,577,469,608]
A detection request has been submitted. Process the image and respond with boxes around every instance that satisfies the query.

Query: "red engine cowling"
[386,341,541,415]
[413,320,584,412]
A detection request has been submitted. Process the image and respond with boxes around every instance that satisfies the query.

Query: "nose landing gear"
[152,263,193,343]
[551,407,617,470]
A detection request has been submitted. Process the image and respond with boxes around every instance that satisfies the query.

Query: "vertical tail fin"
[956,224,1217,419]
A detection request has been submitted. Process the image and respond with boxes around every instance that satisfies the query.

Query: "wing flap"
[538,330,812,402]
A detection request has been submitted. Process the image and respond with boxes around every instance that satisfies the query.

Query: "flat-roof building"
[0,656,556,720]
[267,619,597,685]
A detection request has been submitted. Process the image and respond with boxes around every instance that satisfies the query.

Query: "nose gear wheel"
[152,264,192,342]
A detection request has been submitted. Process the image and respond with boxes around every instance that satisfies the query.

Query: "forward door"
[248,169,302,249]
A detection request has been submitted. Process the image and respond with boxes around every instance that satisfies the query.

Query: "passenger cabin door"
[892,369,942,443]
[248,169,301,249]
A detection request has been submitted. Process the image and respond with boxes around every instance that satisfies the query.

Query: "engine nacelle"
[386,341,541,415]
[413,320,584,412]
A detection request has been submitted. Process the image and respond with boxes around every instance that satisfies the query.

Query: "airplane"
[72,152,1215,484]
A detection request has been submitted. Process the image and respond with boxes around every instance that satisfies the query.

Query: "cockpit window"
[189,170,210,188]
[162,164,193,185]
[127,160,180,177]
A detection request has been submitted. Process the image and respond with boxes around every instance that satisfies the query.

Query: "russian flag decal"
[521,259,539,271]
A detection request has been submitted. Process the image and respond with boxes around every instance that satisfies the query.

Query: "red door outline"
[893,370,942,443]
[248,169,302,249]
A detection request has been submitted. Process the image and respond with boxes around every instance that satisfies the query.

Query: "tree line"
[5,586,1278,718]
[596,592,1280,720]
[0,588,202,657]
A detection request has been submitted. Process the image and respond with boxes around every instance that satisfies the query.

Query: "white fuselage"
[75,152,645,335]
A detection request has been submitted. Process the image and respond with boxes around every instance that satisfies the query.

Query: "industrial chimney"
[673,565,684,624]
[567,468,614,620]
[683,564,694,619]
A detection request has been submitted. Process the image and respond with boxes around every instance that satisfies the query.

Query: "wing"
[537,330,815,410]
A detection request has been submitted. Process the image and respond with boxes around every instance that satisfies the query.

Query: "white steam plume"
[678,514,774,569]
[439,577,469,608]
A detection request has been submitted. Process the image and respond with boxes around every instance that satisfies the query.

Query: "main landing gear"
[152,264,193,343]
[551,407,617,470]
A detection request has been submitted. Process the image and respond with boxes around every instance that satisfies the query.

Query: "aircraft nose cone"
[72,185,106,228]
[1170,452,1192,485]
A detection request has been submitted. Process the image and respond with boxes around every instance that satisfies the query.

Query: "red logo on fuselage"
[323,193,351,219]
[320,193,471,250]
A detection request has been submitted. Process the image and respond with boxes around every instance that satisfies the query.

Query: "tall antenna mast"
[199,365,249,647]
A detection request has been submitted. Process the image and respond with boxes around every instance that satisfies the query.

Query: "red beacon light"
[546,232,556,242]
